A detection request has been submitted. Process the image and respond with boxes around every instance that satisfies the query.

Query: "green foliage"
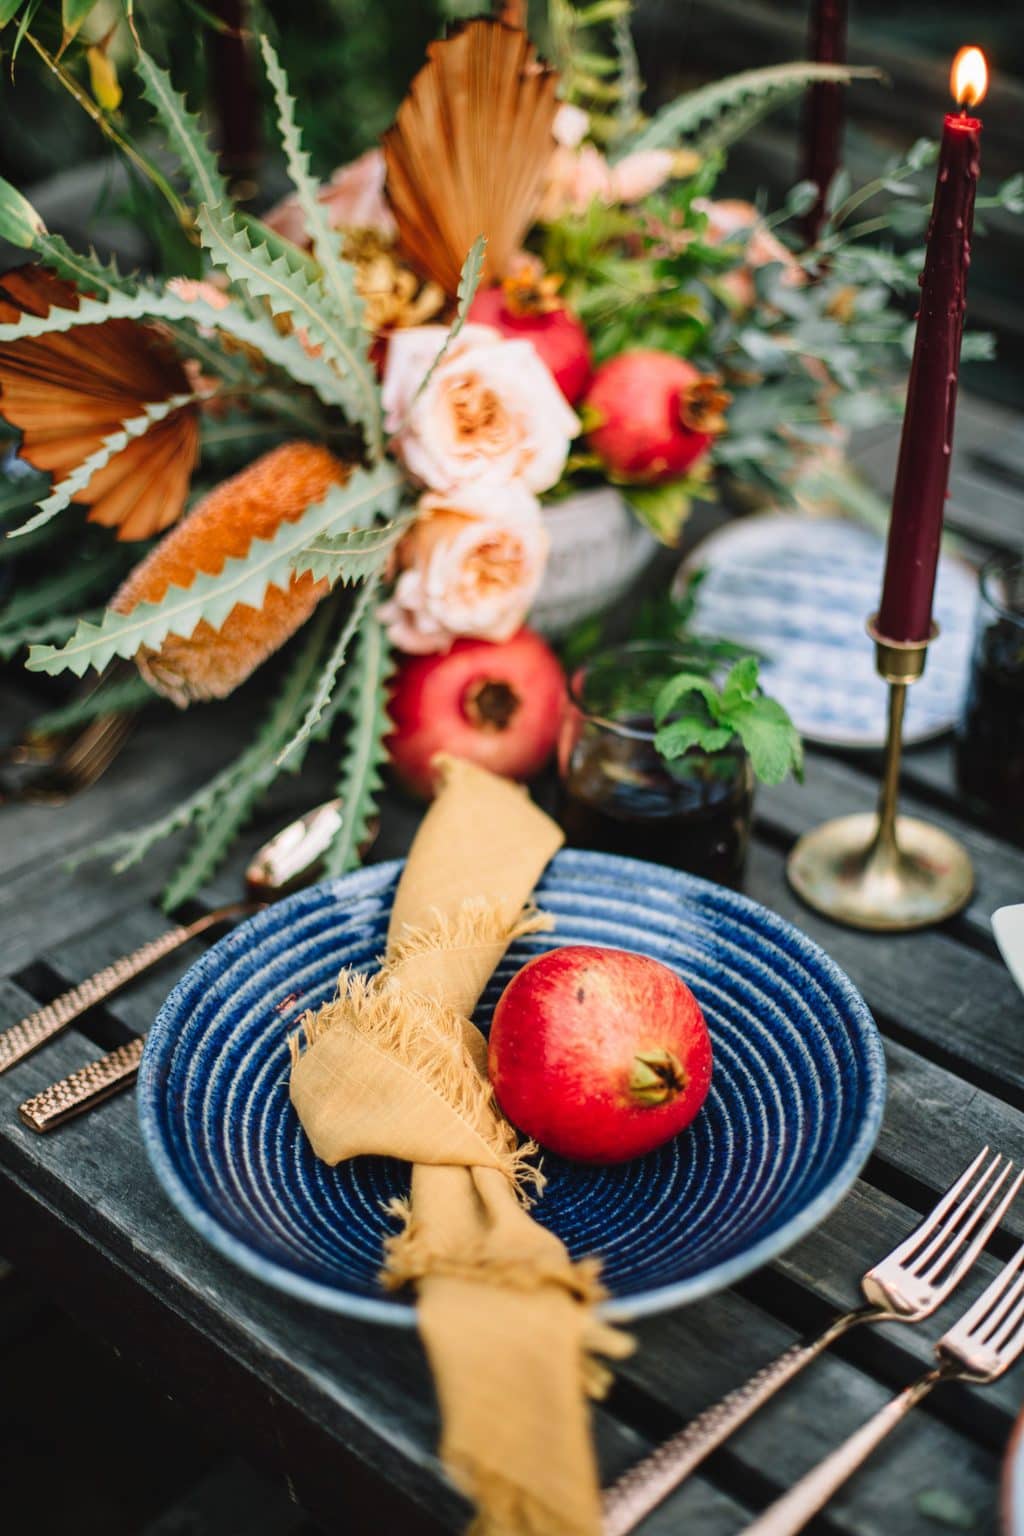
[654,656,802,786]
[296,511,415,588]
[82,609,334,908]
[26,460,404,677]
[0,173,45,245]
[196,204,382,452]
[135,48,231,214]
[324,611,392,877]
[627,476,713,546]
[276,575,385,765]
[259,36,364,336]
[0,539,128,631]
[628,62,882,156]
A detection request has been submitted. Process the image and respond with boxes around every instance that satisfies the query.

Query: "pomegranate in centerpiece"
[489,945,713,1163]
[386,628,567,798]
[469,277,592,406]
[584,350,729,483]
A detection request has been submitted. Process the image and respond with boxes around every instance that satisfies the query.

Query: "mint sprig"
[654,655,803,785]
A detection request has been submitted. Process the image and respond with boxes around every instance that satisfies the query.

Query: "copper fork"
[602,1148,1023,1536]
[745,1234,1024,1535]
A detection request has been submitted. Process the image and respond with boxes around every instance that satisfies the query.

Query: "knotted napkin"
[289,756,632,1536]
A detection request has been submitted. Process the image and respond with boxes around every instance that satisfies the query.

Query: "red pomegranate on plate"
[489,944,713,1162]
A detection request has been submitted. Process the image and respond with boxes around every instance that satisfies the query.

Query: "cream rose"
[379,484,549,653]
[383,325,579,494]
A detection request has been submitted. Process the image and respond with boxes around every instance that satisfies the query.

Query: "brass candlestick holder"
[786,618,974,931]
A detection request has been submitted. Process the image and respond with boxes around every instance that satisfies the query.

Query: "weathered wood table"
[1,394,1022,1536]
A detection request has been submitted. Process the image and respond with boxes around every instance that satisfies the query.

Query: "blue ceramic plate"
[138,852,886,1324]
[683,513,977,749]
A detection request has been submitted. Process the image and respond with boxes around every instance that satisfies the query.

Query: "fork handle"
[602,1311,869,1536]
[19,1036,145,1132]
[0,901,257,1076]
[741,1370,942,1536]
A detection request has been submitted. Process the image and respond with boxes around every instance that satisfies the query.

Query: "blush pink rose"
[696,198,806,307]
[263,147,396,248]
[379,484,549,653]
[382,324,579,494]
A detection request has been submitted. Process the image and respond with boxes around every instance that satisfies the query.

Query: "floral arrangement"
[1,4,1021,904]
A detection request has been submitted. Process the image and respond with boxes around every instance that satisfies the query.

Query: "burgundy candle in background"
[876,47,987,645]
[800,0,848,245]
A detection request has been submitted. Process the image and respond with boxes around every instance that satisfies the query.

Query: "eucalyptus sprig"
[654,655,803,786]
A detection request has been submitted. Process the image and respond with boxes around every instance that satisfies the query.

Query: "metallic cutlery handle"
[19,1036,145,1132]
[0,901,257,1076]
[740,1370,941,1536]
[602,1312,865,1536]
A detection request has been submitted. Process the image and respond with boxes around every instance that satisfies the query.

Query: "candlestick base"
[787,811,973,931]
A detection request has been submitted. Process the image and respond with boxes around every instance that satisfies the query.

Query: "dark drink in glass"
[557,644,755,887]
[956,556,1024,842]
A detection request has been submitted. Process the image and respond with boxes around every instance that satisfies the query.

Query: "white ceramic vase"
[529,486,659,638]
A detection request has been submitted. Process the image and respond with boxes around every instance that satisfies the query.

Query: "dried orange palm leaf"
[383,20,559,297]
[112,441,351,708]
[0,265,200,540]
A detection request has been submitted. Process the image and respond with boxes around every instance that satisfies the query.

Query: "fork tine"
[982,1271,1024,1348]
[951,1240,1024,1337]
[909,1151,1006,1274]
[989,1285,1024,1354]
[917,1162,1021,1287]
[885,1146,994,1270]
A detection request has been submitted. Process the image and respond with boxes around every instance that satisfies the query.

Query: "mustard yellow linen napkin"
[289,756,632,1536]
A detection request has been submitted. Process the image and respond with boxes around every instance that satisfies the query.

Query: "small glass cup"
[955,556,1024,842]
[557,641,755,887]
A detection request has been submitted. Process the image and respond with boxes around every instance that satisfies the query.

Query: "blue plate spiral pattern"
[138,851,886,1324]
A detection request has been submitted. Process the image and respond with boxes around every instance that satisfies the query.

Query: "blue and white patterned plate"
[684,514,978,748]
[138,852,886,1325]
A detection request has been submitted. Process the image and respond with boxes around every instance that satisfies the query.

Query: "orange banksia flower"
[112,442,350,707]
[0,265,200,540]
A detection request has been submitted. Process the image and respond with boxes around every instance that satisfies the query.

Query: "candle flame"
[951,46,988,109]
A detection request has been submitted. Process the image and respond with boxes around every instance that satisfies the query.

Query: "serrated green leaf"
[722,655,760,708]
[654,671,720,724]
[159,608,332,909]
[324,613,391,877]
[26,460,403,677]
[31,230,134,297]
[0,173,45,246]
[0,283,354,415]
[135,49,230,214]
[9,392,200,538]
[654,718,735,759]
[401,235,487,420]
[276,575,382,766]
[628,63,882,156]
[258,35,363,335]
[197,203,382,453]
[0,611,100,660]
[729,694,803,784]
[294,510,413,587]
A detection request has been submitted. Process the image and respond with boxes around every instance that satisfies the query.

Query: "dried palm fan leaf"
[383,19,559,298]
[112,441,349,707]
[0,265,200,541]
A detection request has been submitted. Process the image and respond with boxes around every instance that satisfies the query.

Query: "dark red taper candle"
[877,49,987,644]
[800,0,847,245]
